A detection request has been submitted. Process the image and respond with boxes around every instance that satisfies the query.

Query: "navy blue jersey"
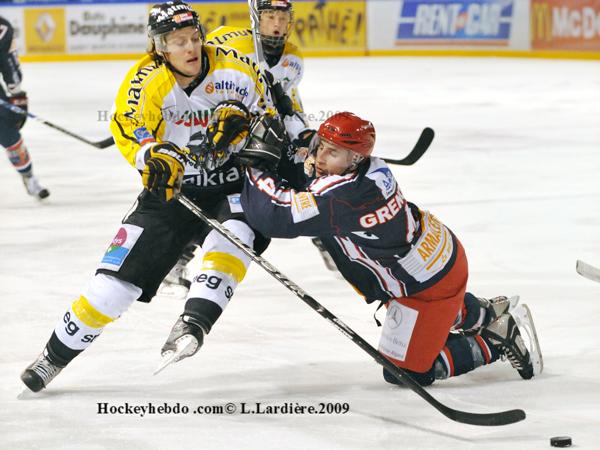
[0,16,22,98]
[241,158,459,303]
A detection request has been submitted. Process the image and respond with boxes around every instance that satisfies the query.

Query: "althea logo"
[208,80,249,98]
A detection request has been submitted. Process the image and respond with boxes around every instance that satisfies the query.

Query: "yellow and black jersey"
[206,26,308,140]
[110,44,270,180]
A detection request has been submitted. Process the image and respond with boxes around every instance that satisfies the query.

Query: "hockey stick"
[0,99,114,149]
[381,127,434,166]
[176,193,526,426]
[576,260,600,283]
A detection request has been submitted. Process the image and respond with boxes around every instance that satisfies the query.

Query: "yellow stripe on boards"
[202,252,247,283]
[18,50,600,64]
[72,296,114,329]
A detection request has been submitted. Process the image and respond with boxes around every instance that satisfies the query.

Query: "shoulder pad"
[126,55,166,87]
[207,44,261,77]
[284,41,303,59]
[0,17,15,49]
[365,158,397,200]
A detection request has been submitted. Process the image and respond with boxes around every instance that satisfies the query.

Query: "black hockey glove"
[293,129,317,150]
[236,114,286,171]
[142,142,189,202]
[186,130,220,172]
[9,91,28,129]
[206,100,251,152]
[265,70,294,118]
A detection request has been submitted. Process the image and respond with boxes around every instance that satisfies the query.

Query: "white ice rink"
[1,56,599,449]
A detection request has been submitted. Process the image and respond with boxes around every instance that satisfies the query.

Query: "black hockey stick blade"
[382,127,434,166]
[93,136,115,149]
[176,193,526,427]
[360,341,525,426]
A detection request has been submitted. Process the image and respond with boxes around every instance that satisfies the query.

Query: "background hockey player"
[161,0,317,292]
[209,0,312,144]
[0,15,49,199]
[20,0,273,392]
[238,112,543,386]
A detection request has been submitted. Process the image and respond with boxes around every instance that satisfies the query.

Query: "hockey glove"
[265,71,294,118]
[236,114,286,171]
[186,130,230,172]
[293,129,317,150]
[9,91,28,129]
[142,142,189,202]
[206,100,251,153]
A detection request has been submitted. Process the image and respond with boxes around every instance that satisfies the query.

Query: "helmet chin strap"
[348,153,365,173]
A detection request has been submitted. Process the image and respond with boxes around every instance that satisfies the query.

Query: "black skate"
[154,315,205,375]
[20,351,63,392]
[481,304,543,379]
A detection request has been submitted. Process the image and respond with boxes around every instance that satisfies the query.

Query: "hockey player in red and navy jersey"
[0,15,49,199]
[239,112,543,386]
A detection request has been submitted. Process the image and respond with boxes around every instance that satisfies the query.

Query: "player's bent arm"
[241,167,356,238]
[109,58,169,169]
[0,24,23,92]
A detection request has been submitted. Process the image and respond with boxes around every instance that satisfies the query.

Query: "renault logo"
[36,13,56,43]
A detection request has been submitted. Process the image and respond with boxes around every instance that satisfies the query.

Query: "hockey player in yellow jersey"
[20,1,275,392]
[157,0,319,294]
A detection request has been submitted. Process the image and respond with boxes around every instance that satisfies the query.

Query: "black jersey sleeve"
[0,17,23,93]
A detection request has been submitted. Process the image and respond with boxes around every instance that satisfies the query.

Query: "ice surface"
[1,57,599,449]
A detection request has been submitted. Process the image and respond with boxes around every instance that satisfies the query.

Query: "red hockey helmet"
[317,112,376,157]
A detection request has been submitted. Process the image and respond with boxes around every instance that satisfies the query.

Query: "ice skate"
[158,245,196,298]
[481,304,542,379]
[481,295,520,323]
[311,237,338,272]
[458,295,519,336]
[154,315,205,375]
[158,257,192,298]
[20,350,62,392]
[22,175,50,200]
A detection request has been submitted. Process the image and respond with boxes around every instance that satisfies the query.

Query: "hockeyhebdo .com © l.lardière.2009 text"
[96,110,341,123]
[96,401,351,417]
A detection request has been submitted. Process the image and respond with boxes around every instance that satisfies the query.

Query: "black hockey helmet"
[253,0,293,53]
[148,1,204,51]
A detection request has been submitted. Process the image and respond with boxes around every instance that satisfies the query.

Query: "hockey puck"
[550,436,572,447]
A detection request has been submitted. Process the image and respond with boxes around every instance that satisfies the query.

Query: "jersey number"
[0,25,8,42]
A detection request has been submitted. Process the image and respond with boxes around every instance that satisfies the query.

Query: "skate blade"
[157,283,189,300]
[17,388,37,399]
[507,295,520,310]
[153,335,198,376]
[511,304,544,376]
